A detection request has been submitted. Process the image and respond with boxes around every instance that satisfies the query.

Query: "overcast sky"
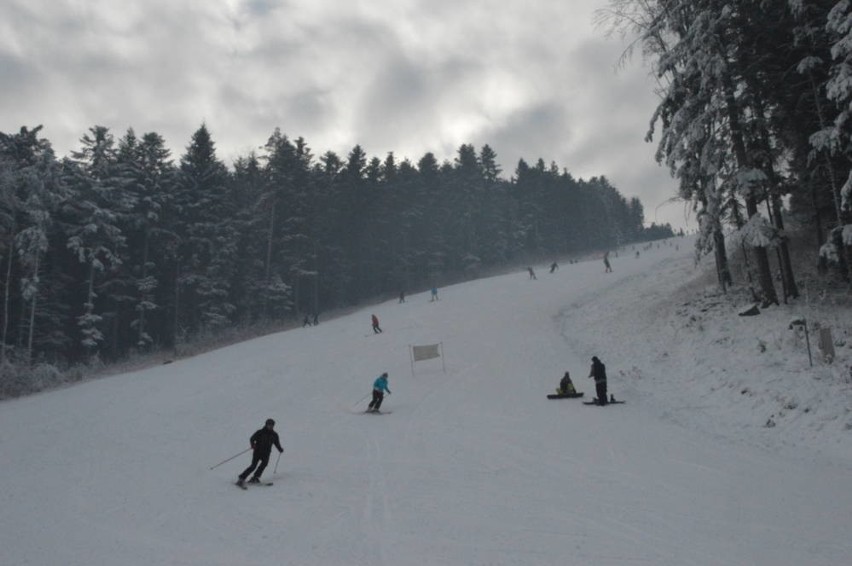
[0,0,692,230]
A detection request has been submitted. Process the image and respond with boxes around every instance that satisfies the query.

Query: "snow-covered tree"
[173,124,237,337]
[117,129,175,351]
[0,126,67,364]
[64,125,131,359]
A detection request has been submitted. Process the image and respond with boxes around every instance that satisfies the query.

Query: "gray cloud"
[0,0,687,229]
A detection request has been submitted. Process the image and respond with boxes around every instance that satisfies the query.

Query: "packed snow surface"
[2,237,851,565]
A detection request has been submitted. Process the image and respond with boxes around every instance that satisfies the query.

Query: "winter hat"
[382,372,388,377]
[591,356,599,362]
[265,418,276,426]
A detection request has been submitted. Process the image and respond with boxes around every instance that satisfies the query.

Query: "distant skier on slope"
[236,418,283,487]
[588,356,608,405]
[371,314,383,334]
[367,372,391,413]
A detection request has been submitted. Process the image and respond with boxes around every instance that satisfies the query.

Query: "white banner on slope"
[409,342,446,374]
[412,344,440,361]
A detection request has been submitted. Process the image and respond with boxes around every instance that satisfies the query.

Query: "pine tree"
[173,124,236,338]
[64,126,131,360]
[0,127,69,364]
[116,129,175,351]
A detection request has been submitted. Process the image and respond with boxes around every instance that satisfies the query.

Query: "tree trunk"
[807,71,852,283]
[265,204,275,316]
[767,194,799,299]
[86,262,97,360]
[2,227,15,365]
[172,259,180,355]
[312,238,319,317]
[26,255,39,366]
[752,95,799,300]
[713,223,731,291]
[293,274,301,318]
[721,71,778,306]
[138,229,150,349]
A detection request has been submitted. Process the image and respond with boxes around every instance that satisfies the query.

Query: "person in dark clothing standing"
[371,314,382,333]
[237,419,283,486]
[588,356,608,405]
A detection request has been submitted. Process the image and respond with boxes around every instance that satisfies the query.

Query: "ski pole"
[352,391,372,409]
[273,450,282,474]
[209,447,251,470]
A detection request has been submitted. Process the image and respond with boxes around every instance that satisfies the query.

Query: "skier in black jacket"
[237,418,283,486]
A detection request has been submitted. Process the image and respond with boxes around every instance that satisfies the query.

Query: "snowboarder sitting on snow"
[367,372,391,412]
[557,371,576,395]
[588,356,608,405]
[236,418,283,486]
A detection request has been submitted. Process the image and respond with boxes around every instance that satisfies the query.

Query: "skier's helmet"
[265,418,275,427]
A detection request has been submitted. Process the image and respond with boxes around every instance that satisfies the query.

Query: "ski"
[364,410,392,414]
[582,400,625,406]
[236,481,273,489]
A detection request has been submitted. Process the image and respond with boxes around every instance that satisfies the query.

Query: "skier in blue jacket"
[367,372,391,412]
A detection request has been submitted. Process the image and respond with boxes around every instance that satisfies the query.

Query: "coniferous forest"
[0,123,660,386]
[6,1,852,394]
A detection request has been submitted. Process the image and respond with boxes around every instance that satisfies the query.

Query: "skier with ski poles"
[367,372,391,413]
[236,418,283,487]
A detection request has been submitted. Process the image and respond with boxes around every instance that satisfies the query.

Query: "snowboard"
[547,392,584,399]
[364,409,392,414]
